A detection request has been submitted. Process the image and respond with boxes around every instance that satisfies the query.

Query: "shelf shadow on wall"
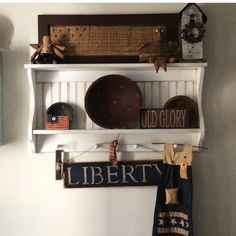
[0,15,14,146]
[0,15,14,51]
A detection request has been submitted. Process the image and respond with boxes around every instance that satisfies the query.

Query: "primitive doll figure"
[30,35,65,64]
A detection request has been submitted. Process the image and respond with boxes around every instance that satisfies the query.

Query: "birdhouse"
[180,3,207,61]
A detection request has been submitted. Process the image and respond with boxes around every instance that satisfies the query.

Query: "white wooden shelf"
[33,128,201,135]
[32,128,201,153]
[25,63,206,153]
[24,63,207,71]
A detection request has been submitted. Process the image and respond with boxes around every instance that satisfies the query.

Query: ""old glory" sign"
[64,161,162,188]
[140,109,188,128]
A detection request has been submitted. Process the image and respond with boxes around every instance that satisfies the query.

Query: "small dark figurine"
[30,35,65,64]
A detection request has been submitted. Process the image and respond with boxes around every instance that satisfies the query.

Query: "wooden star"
[189,13,195,19]
[154,58,167,73]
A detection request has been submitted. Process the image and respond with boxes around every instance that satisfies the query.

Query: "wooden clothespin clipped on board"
[109,139,119,167]
[55,146,64,180]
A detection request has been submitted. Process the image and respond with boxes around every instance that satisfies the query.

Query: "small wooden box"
[45,115,70,130]
[140,109,188,129]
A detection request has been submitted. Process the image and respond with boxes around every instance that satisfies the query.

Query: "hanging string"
[137,144,164,156]
[152,142,208,150]
[66,141,114,163]
[59,141,206,164]
[66,142,165,164]
[66,144,98,163]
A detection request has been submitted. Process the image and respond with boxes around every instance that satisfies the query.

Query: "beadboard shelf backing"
[25,63,207,153]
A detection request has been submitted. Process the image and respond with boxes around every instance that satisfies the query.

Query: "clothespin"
[55,145,64,180]
[109,139,119,167]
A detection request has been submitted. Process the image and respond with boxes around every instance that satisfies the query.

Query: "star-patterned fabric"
[157,212,189,235]
[152,144,193,236]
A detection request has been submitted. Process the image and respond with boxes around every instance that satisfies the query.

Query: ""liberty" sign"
[64,161,162,188]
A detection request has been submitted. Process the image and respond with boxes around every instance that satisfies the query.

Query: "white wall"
[193,4,236,236]
[0,3,236,236]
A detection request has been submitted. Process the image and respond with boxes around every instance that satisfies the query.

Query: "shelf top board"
[24,63,207,71]
[33,129,201,135]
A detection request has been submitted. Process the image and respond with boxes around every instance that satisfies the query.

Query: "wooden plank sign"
[38,14,179,63]
[140,109,188,128]
[64,161,162,188]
